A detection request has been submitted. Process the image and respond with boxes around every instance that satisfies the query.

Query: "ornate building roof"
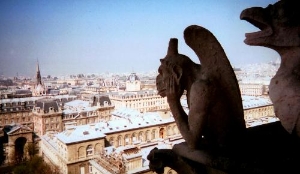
[35,98,60,113]
[92,95,112,107]
[127,73,140,82]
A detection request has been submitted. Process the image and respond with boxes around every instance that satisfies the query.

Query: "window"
[86,145,93,156]
[117,136,123,147]
[132,133,137,142]
[80,167,85,174]
[146,130,150,141]
[151,129,156,139]
[124,134,130,145]
[89,165,93,173]
[78,146,85,158]
[139,132,143,142]
[109,137,114,146]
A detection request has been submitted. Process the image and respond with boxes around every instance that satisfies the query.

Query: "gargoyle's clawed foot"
[147,148,166,174]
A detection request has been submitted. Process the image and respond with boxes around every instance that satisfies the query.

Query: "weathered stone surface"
[156,25,246,151]
[150,24,247,173]
[241,0,300,137]
[148,1,300,173]
[148,122,300,174]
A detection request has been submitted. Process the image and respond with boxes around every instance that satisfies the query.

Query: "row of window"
[108,126,178,147]
[78,144,103,158]
[0,117,31,125]
[1,101,35,107]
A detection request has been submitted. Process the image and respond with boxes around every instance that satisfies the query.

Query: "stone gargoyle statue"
[147,25,246,174]
[241,0,300,137]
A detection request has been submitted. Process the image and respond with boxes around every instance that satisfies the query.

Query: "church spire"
[36,60,42,86]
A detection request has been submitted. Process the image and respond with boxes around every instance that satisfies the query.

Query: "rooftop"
[50,108,175,144]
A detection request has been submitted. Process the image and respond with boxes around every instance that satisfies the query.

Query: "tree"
[13,156,61,174]
[25,142,39,160]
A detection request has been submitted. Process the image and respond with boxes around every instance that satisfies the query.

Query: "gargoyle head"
[240,0,300,50]
[156,38,193,98]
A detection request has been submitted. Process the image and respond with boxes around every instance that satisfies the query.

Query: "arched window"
[138,132,144,142]
[151,129,156,140]
[132,133,137,143]
[146,130,150,141]
[159,128,165,139]
[94,143,102,155]
[117,135,123,147]
[124,134,130,145]
[109,137,114,146]
[86,145,93,156]
[78,146,85,158]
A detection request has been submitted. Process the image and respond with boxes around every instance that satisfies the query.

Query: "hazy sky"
[0,0,279,77]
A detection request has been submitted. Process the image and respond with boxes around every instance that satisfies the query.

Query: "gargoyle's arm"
[168,80,210,149]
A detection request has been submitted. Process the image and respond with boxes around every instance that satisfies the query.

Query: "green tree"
[13,156,60,174]
[25,142,39,160]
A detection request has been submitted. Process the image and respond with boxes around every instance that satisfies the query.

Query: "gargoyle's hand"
[147,148,165,174]
[166,76,181,102]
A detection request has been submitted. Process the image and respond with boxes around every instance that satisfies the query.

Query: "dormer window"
[104,101,109,106]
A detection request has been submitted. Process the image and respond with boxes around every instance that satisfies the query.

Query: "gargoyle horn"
[167,38,179,56]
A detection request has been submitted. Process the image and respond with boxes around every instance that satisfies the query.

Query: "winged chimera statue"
[241,0,300,136]
[148,25,246,173]
[148,0,300,173]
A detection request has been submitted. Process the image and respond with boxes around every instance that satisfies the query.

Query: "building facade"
[0,94,114,164]
[109,90,169,113]
[40,109,180,174]
[126,73,141,92]
[239,83,269,96]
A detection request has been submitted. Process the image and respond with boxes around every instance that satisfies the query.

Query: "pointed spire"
[36,59,42,86]
[36,59,40,72]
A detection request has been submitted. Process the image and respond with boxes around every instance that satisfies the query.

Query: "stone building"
[2,124,34,164]
[242,96,277,127]
[4,89,33,99]
[0,96,41,129]
[40,108,180,174]
[41,125,106,174]
[109,90,169,113]
[126,73,141,92]
[32,98,63,136]
[61,95,114,130]
[239,83,269,96]
[0,94,114,164]
[181,95,276,128]
[39,96,276,174]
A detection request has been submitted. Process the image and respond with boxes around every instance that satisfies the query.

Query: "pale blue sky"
[0,0,278,77]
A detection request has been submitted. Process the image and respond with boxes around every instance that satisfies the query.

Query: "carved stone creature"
[241,0,300,136]
[156,25,246,150]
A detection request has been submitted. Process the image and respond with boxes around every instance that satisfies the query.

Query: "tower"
[36,60,42,86]
[126,72,141,91]
[32,60,45,96]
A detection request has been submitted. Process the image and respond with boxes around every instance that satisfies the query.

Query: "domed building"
[126,72,141,91]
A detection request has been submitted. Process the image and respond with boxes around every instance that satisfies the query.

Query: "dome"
[127,73,140,81]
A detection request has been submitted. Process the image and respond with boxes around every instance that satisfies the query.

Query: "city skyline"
[0,0,279,77]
